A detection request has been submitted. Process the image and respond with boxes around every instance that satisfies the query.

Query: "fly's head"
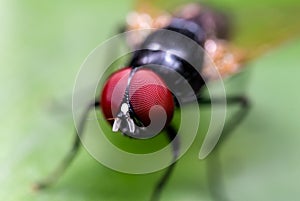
[100,67,174,138]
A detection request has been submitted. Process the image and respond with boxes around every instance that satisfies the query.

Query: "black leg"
[150,125,180,201]
[199,95,250,146]
[33,101,100,190]
[206,150,230,201]
[199,95,250,201]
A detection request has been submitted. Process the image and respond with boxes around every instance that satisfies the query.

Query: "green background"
[1,0,300,200]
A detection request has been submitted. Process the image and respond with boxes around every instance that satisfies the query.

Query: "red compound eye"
[100,67,174,127]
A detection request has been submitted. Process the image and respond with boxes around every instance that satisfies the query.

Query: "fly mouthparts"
[112,117,122,132]
[111,117,136,134]
[127,118,135,133]
[112,103,136,134]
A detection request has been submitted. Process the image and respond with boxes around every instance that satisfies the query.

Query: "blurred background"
[1,0,300,200]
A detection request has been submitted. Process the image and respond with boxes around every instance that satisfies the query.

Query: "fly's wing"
[133,1,300,80]
[229,3,300,61]
[205,3,300,80]
[146,0,300,56]
[183,2,300,81]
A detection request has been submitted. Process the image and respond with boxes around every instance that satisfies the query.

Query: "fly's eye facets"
[100,68,174,134]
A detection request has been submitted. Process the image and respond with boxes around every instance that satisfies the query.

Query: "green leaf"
[1,0,300,200]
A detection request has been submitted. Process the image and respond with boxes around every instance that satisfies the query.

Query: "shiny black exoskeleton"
[128,6,231,105]
[128,12,229,105]
[129,18,205,105]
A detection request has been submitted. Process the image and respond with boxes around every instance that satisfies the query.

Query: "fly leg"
[199,95,250,201]
[150,125,180,201]
[33,101,100,190]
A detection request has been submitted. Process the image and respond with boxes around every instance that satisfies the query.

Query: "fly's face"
[100,67,174,138]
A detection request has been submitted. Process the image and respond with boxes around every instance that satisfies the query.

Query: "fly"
[34,2,300,201]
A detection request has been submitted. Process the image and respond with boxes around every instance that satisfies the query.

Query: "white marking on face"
[121,103,129,114]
